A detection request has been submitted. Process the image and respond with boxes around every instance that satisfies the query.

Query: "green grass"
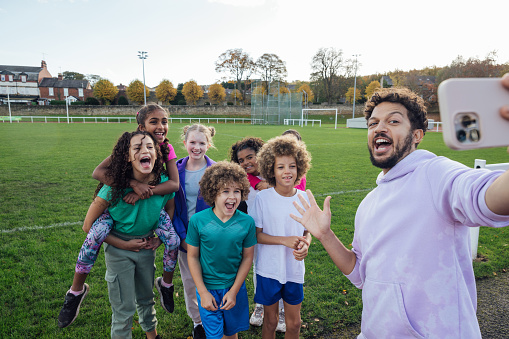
[1,121,508,338]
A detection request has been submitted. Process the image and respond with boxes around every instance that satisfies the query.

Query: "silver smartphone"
[438,78,509,150]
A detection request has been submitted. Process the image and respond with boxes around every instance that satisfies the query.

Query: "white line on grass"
[2,221,82,234]
[314,188,374,197]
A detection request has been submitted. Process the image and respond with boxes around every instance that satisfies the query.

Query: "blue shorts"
[196,282,249,339]
[254,274,304,306]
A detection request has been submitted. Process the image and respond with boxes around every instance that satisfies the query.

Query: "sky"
[2,0,508,88]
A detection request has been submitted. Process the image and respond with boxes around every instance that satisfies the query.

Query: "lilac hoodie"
[347,150,509,338]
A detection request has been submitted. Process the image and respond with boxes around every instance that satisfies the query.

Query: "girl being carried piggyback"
[58,104,180,329]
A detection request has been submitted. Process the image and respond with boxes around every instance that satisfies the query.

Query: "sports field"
[1,121,509,338]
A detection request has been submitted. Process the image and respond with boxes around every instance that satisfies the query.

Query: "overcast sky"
[2,0,508,87]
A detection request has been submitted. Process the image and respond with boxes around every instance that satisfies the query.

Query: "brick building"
[39,73,93,103]
[0,60,52,104]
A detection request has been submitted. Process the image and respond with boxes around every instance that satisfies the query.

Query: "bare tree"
[310,47,345,104]
[215,48,255,104]
[256,53,288,92]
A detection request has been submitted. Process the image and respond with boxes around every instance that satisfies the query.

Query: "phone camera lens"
[469,129,480,142]
[457,130,467,142]
[461,115,476,128]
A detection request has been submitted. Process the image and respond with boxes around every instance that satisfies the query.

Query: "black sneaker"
[57,283,89,328]
[155,277,174,313]
[193,324,206,339]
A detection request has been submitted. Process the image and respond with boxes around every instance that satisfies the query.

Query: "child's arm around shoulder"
[151,158,179,196]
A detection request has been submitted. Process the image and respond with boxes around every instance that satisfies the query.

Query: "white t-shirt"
[251,187,309,284]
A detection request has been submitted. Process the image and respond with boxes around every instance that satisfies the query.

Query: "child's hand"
[293,237,310,261]
[200,291,218,311]
[255,180,270,191]
[131,181,155,200]
[122,239,147,252]
[220,290,237,310]
[123,192,140,205]
[283,236,302,250]
[145,237,162,250]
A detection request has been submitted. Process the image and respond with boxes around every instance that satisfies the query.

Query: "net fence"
[250,80,303,125]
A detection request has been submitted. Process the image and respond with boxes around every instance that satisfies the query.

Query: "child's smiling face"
[184,131,210,160]
[213,182,242,222]
[129,134,156,176]
[237,148,259,175]
[139,109,168,144]
[274,155,298,190]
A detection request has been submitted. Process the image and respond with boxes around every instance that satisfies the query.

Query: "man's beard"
[368,132,414,170]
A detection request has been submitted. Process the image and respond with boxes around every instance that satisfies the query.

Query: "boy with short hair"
[186,161,256,339]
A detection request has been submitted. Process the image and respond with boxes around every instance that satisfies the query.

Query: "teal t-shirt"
[186,208,257,290]
[97,175,175,236]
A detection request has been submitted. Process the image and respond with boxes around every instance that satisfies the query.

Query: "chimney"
[41,60,47,69]
[58,73,63,81]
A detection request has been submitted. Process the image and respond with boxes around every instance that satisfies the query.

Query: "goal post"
[302,108,339,128]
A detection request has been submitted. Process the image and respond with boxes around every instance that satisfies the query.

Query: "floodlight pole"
[352,54,360,119]
[138,51,148,106]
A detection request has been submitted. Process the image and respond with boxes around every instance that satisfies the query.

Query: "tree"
[93,79,118,105]
[155,79,177,104]
[85,97,100,105]
[117,96,129,105]
[85,74,101,87]
[345,87,362,104]
[182,80,204,105]
[230,89,242,104]
[63,71,85,80]
[127,79,149,105]
[296,83,314,104]
[364,80,381,100]
[256,53,287,89]
[208,83,226,105]
[310,47,345,104]
[215,48,255,104]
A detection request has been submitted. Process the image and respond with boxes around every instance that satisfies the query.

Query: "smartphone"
[438,78,509,150]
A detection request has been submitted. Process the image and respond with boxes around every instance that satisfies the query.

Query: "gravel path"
[324,272,509,338]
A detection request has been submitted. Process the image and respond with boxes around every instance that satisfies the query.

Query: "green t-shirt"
[186,208,257,290]
[97,175,175,236]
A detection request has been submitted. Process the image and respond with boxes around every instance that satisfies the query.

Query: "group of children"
[57,103,313,339]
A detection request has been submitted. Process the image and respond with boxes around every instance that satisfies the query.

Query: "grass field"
[1,120,509,338]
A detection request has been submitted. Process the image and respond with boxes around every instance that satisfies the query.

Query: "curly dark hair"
[136,103,171,163]
[257,135,311,187]
[229,137,265,163]
[199,161,250,206]
[94,131,164,206]
[364,87,428,134]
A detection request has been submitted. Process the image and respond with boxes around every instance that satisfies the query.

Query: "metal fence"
[1,116,253,124]
[251,80,303,125]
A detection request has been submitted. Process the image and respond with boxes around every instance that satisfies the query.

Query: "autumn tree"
[256,53,287,90]
[364,80,381,100]
[296,83,314,104]
[127,79,149,105]
[93,79,118,105]
[208,83,226,105]
[310,47,345,104]
[182,80,204,105]
[156,79,177,104]
[215,48,255,104]
[345,87,362,104]
[230,89,242,105]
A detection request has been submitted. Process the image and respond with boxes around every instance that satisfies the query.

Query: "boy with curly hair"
[186,161,257,339]
[252,135,312,339]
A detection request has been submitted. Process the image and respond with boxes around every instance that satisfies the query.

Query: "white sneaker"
[276,309,286,332]
[249,304,264,326]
